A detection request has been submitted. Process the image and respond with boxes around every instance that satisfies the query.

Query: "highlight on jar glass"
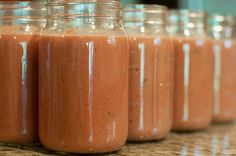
[208,14,236,123]
[168,10,214,131]
[0,1,46,144]
[39,0,129,154]
[123,5,174,141]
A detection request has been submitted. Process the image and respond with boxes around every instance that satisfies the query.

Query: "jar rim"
[0,1,47,9]
[208,14,236,26]
[168,9,207,18]
[47,0,122,20]
[47,0,120,6]
[49,14,122,20]
[123,4,167,13]
[0,1,47,20]
[168,9,207,27]
[123,4,167,24]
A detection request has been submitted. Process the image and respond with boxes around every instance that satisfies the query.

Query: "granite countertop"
[1,122,236,156]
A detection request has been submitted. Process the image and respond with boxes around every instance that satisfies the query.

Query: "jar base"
[40,138,126,154]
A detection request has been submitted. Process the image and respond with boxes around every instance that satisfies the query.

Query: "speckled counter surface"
[1,122,236,156]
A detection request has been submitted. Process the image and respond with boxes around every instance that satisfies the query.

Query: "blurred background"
[121,0,236,15]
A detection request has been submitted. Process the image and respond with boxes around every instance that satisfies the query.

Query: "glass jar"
[123,5,173,141]
[168,10,213,131]
[208,14,236,122]
[0,1,46,144]
[39,0,129,153]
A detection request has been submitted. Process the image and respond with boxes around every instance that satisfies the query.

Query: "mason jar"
[39,0,129,153]
[168,10,213,131]
[123,5,174,141]
[0,1,46,144]
[208,14,236,122]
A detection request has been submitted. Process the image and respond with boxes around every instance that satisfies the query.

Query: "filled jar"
[0,1,46,144]
[123,5,174,141]
[39,0,129,153]
[208,14,236,122]
[168,10,214,131]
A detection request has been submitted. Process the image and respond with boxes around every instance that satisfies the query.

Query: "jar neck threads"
[168,10,207,37]
[208,14,236,40]
[123,4,167,34]
[47,0,122,27]
[0,1,47,20]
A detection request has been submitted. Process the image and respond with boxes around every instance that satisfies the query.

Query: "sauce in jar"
[208,15,236,122]
[0,1,46,144]
[169,10,214,131]
[39,0,129,153]
[124,5,174,141]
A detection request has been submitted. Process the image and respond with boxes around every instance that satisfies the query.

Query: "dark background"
[142,0,178,8]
